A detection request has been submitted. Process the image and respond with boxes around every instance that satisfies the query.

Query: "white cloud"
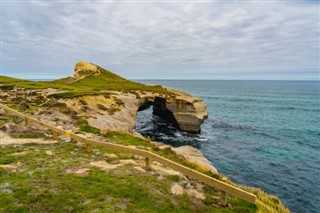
[1,1,319,79]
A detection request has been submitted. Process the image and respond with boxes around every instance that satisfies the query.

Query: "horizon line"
[24,78,320,82]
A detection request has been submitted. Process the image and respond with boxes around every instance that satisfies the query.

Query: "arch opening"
[136,96,180,130]
[135,98,202,148]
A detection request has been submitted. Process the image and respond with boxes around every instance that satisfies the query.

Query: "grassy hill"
[0,63,169,98]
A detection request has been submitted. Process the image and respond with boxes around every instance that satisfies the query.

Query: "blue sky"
[1,1,319,80]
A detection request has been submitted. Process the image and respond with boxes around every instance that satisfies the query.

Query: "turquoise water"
[135,80,320,213]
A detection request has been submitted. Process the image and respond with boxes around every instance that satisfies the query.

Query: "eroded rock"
[171,145,217,173]
[186,189,206,200]
[74,62,101,80]
[151,142,217,173]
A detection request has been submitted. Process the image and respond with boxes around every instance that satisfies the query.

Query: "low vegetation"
[74,118,101,135]
[103,130,289,213]
[0,63,170,98]
[104,130,152,147]
[0,142,259,212]
[0,114,289,213]
[96,104,108,111]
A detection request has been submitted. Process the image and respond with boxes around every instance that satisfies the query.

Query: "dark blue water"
[135,80,320,213]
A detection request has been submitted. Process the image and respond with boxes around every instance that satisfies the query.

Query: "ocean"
[135,80,320,213]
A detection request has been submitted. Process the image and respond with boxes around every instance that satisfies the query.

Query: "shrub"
[54,102,72,114]
[130,91,141,99]
[79,99,87,105]
[74,118,100,135]
[0,84,14,90]
[114,98,124,107]
[167,175,180,182]
[107,106,120,115]
[97,104,108,110]
[104,93,111,99]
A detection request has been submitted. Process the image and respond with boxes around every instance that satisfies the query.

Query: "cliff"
[0,62,210,172]
[0,63,290,213]
[60,62,208,134]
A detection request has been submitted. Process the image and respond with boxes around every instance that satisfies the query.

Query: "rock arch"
[137,93,208,134]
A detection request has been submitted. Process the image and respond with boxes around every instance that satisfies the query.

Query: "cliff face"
[0,62,208,133]
[138,91,208,133]
[158,88,208,133]
[74,62,101,80]
[62,88,208,134]
[62,62,208,134]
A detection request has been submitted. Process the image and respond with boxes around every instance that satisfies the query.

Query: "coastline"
[0,65,291,212]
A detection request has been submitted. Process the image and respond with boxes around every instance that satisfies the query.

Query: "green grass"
[0,84,14,90]
[0,76,28,83]
[0,143,258,212]
[102,131,289,213]
[104,130,151,147]
[0,115,15,122]
[0,63,170,98]
[103,130,223,180]
[74,118,101,135]
[0,115,23,126]
[10,132,46,139]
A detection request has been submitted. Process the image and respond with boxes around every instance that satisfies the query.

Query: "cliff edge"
[58,62,208,134]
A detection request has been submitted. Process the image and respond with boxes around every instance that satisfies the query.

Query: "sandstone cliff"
[0,62,208,134]
[62,62,208,134]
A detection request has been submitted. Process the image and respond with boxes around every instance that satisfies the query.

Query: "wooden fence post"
[52,131,58,140]
[86,143,93,153]
[219,190,227,206]
[25,118,29,127]
[145,157,152,171]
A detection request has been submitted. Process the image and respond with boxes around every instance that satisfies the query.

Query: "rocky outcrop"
[171,145,217,173]
[135,87,208,133]
[74,62,101,80]
[0,62,208,134]
[152,88,208,133]
[59,89,208,134]
[154,142,217,173]
[74,62,208,133]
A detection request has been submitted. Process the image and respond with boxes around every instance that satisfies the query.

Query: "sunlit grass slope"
[0,63,169,97]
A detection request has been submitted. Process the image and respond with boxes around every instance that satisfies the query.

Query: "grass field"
[0,142,258,213]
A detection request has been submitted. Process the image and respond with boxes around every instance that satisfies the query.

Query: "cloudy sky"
[1,1,319,80]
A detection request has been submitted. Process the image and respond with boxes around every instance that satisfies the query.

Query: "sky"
[1,0,319,80]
